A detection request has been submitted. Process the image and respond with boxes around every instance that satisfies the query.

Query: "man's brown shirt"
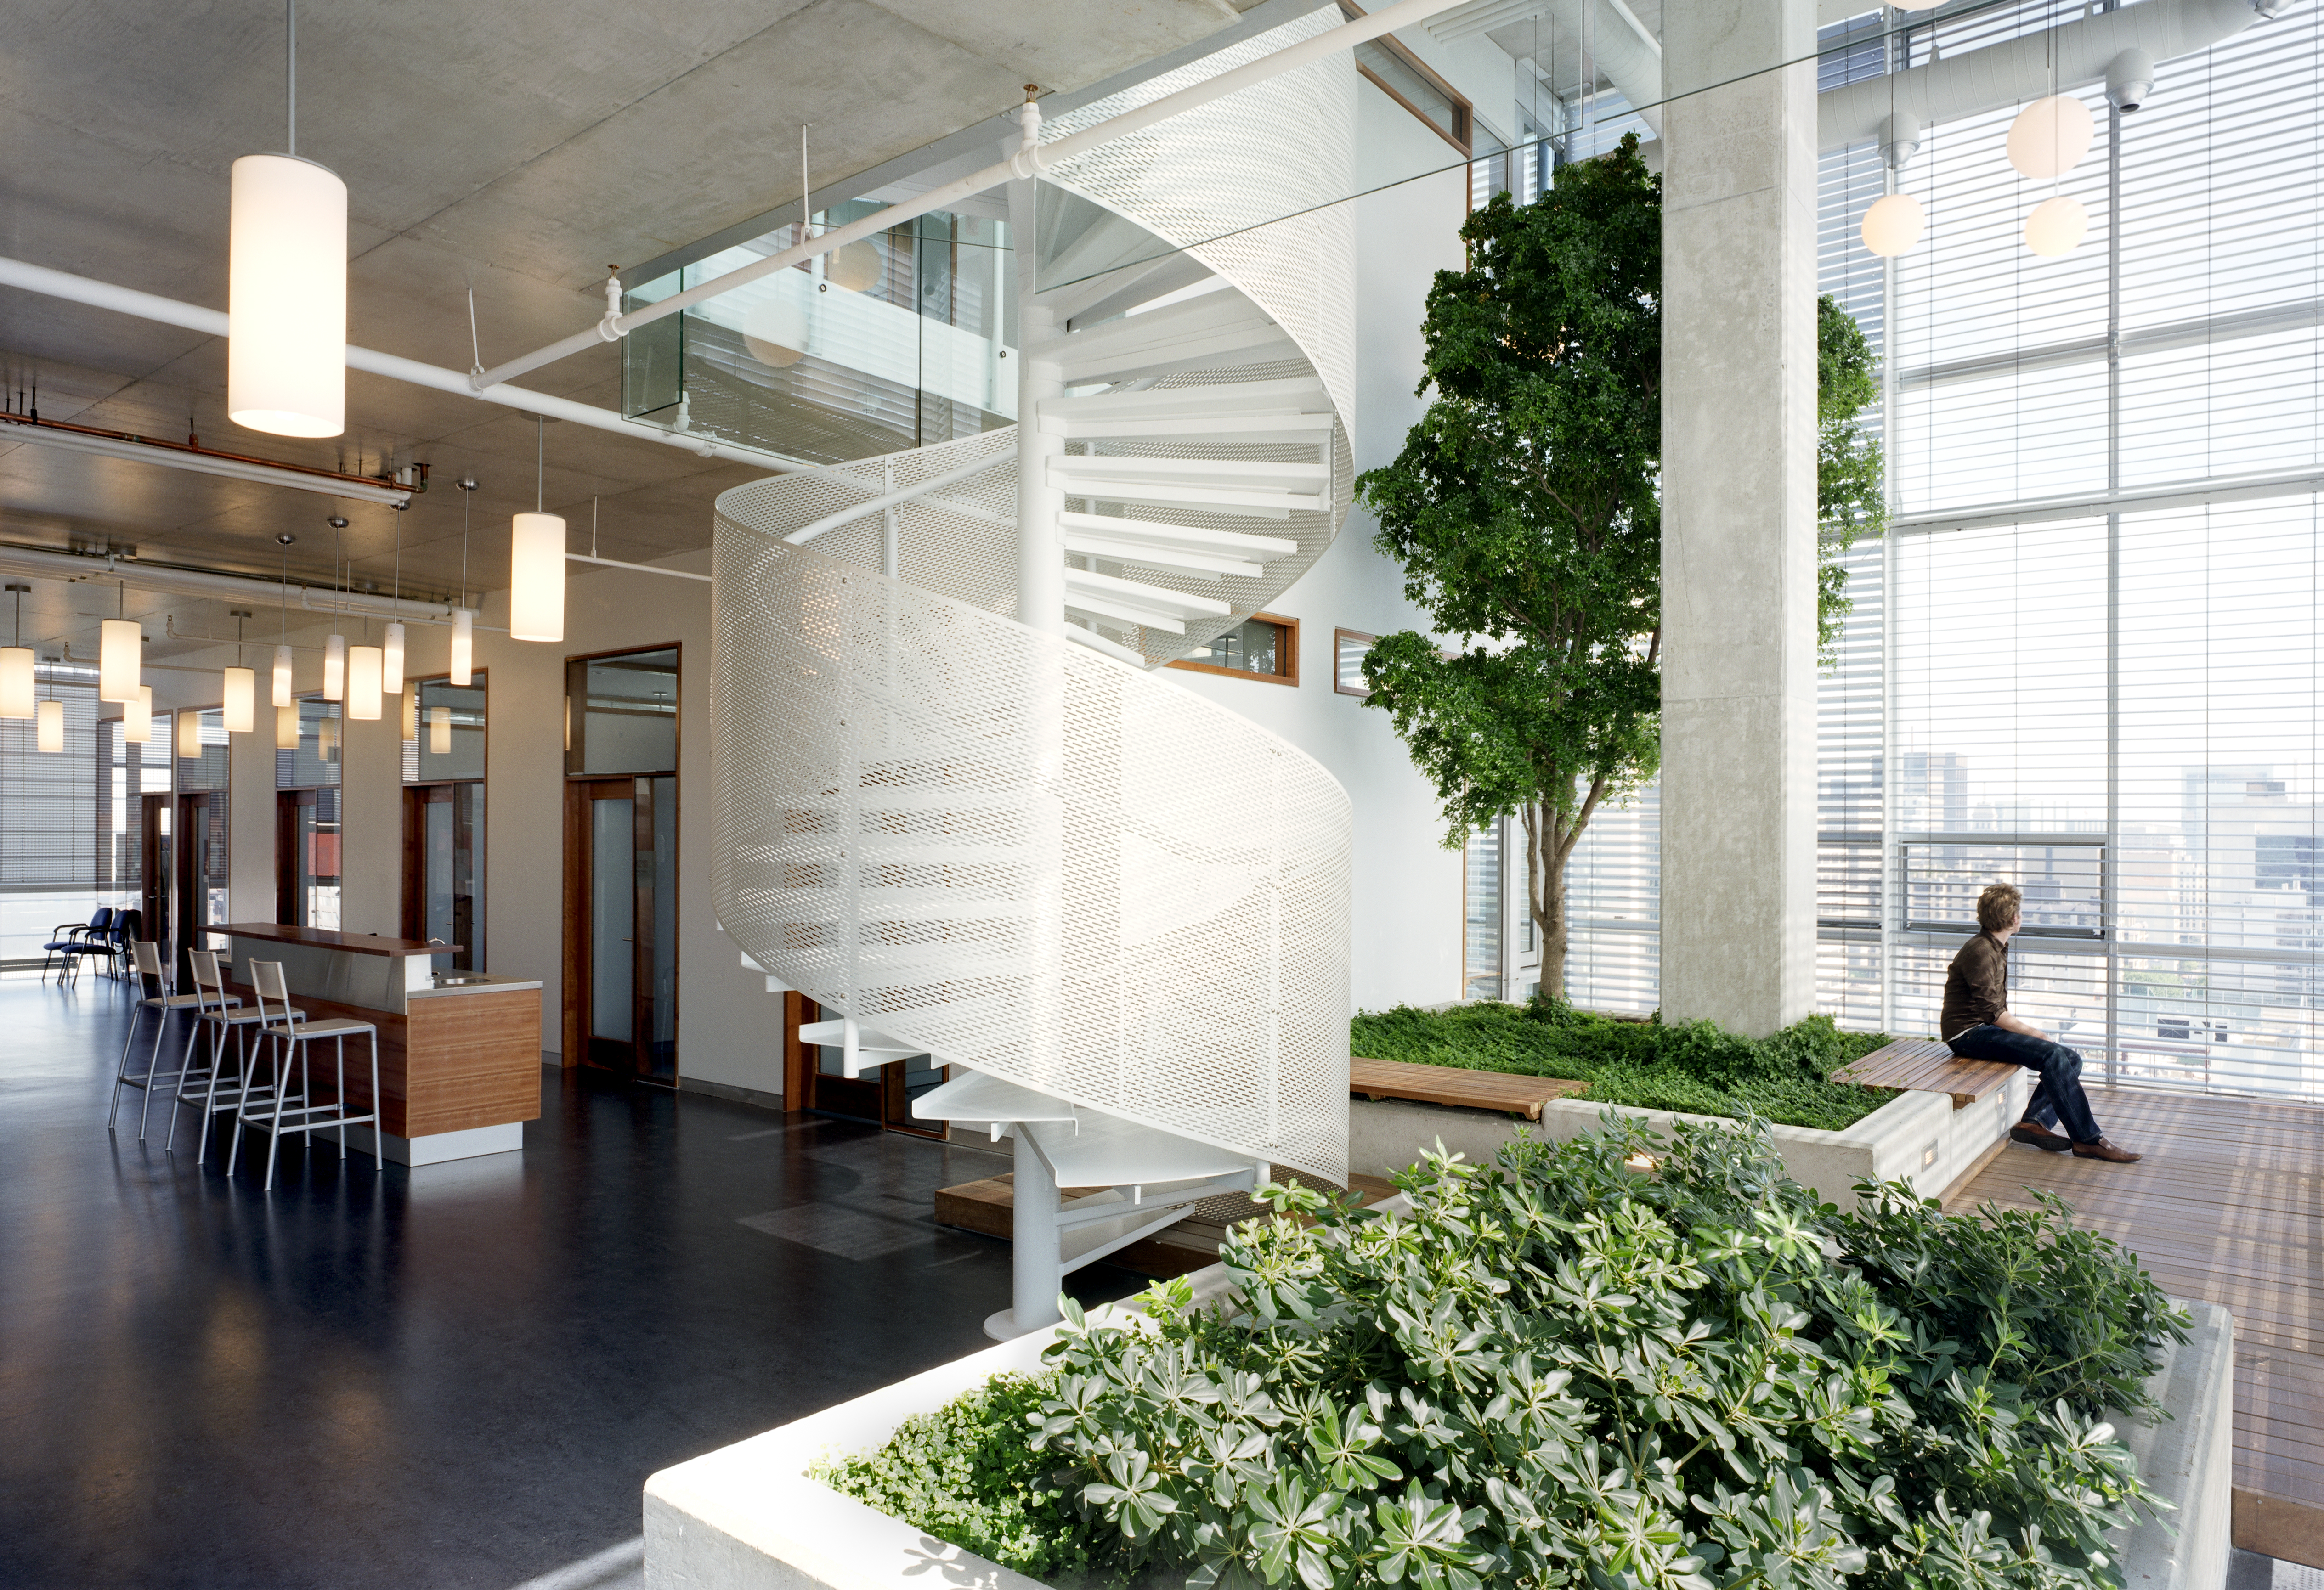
[1940,931,2010,1041]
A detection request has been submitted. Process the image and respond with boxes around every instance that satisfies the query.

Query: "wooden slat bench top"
[1349,1056,1587,1121]
[1833,1037,2018,1110]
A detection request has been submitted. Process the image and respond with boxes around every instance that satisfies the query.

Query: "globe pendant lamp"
[382,620,405,695]
[37,697,64,753]
[1861,192,1924,258]
[177,707,204,760]
[125,685,153,744]
[224,668,256,734]
[2025,194,2089,256]
[450,609,474,687]
[323,631,345,701]
[227,5,345,438]
[429,705,452,756]
[401,685,418,743]
[277,699,300,751]
[347,643,383,720]
[0,585,33,719]
[509,416,565,643]
[2007,94,2093,180]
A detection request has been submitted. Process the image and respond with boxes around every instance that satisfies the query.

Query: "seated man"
[1942,883,2140,1163]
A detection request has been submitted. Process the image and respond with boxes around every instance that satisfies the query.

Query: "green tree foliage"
[1353,141,1890,997]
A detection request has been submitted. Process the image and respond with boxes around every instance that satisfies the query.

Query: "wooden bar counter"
[219,924,542,1167]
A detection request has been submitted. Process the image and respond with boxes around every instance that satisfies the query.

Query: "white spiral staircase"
[710,11,1357,1336]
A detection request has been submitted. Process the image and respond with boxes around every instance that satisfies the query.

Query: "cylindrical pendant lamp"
[227,153,347,438]
[99,619,141,703]
[347,644,383,720]
[429,705,452,756]
[509,512,566,643]
[382,621,405,695]
[323,632,345,701]
[177,708,204,759]
[450,609,474,687]
[273,643,294,706]
[125,686,153,744]
[37,698,64,752]
[318,712,339,762]
[277,699,300,750]
[223,666,256,734]
[0,647,31,719]
[401,686,418,743]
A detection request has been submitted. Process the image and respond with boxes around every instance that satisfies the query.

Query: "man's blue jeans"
[1945,1025,2102,1145]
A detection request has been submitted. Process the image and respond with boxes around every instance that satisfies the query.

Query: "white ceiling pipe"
[0,254,805,473]
[0,542,509,630]
[1819,0,2267,156]
[469,0,1479,394]
[1435,0,1663,134]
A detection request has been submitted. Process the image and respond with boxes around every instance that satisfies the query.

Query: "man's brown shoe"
[2011,1122,2073,1152]
[2071,1137,2141,1163]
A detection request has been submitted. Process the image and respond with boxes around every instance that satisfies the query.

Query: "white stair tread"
[1060,478,1314,517]
[912,1069,1080,1125]
[1065,591,1191,633]
[1051,455,1329,490]
[1058,512,1297,557]
[1032,1110,1260,1186]
[1029,288,1277,369]
[1042,412,1334,445]
[1040,376,1328,423]
[1054,328,1304,388]
[1064,531,1263,579]
[1063,566,1231,618]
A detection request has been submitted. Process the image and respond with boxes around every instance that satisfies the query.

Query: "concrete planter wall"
[1349,1069,2030,1210]
[643,1275,2232,1590]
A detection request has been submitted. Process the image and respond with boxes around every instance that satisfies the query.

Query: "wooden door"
[174,792,227,979]
[139,793,171,975]
[563,775,678,1083]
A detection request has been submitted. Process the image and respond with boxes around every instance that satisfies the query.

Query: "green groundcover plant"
[820,1121,2188,1590]
[1351,999,1895,1131]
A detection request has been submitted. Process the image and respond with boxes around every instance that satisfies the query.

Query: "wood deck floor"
[1944,1086,2324,1568]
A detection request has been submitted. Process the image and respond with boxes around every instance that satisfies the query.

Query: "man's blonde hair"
[1977,883,2023,932]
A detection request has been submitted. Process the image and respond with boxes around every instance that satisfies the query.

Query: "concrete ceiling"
[0,0,1256,665]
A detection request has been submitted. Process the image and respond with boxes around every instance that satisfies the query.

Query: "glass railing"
[622,200,1015,467]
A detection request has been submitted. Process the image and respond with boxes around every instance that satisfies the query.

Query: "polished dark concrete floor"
[0,973,1140,1590]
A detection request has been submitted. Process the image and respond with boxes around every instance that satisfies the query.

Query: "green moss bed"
[1351,997,1896,1131]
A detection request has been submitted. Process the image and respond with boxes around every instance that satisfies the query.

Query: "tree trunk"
[1521,802,1576,1000]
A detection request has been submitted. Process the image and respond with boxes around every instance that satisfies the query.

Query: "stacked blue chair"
[41,908,113,986]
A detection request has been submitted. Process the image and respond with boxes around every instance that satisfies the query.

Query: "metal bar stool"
[231,958,382,1191]
[164,949,304,1163]
[108,940,241,1140]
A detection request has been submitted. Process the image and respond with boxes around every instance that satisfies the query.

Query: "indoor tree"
[1355,135,1885,998]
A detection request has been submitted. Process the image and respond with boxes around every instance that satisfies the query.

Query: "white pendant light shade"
[382,621,405,694]
[826,238,883,293]
[223,666,256,733]
[429,704,451,756]
[177,708,204,759]
[37,698,64,752]
[1860,192,1925,258]
[99,618,141,703]
[347,644,383,720]
[277,699,300,750]
[401,686,418,743]
[744,294,809,368]
[2024,194,2089,256]
[273,643,294,706]
[450,609,474,687]
[2007,94,2094,180]
[509,512,566,643]
[227,153,348,438]
[319,712,339,761]
[0,647,32,718]
[125,686,153,744]
[323,632,345,701]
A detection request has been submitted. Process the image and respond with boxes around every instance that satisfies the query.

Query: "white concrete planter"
[643,1273,2232,1590]
[1349,1069,2031,1210]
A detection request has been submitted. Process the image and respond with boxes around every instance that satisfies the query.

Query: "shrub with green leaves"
[1349,1000,1894,1131]
[1024,1121,2187,1590]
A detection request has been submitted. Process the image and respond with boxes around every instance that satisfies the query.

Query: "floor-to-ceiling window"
[276,697,343,930]
[0,661,109,967]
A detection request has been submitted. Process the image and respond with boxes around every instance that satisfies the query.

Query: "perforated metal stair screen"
[710,12,1359,1182]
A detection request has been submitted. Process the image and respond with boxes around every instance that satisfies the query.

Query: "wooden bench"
[1349,1056,1587,1121]
[1833,1038,2018,1110]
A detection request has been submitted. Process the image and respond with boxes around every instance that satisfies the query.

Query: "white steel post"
[996,1124,1064,1338]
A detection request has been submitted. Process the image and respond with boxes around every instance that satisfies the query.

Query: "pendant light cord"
[460,485,471,609]
[536,415,545,511]
[285,0,297,158]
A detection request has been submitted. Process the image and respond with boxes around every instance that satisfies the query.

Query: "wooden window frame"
[1168,613,1301,688]
[1338,0,1474,156]
[1334,627,1378,697]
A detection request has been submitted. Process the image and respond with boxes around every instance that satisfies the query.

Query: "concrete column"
[1658,0,1820,1036]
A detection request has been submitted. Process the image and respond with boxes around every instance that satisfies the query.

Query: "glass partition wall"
[276,698,342,930]
[402,675,486,972]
